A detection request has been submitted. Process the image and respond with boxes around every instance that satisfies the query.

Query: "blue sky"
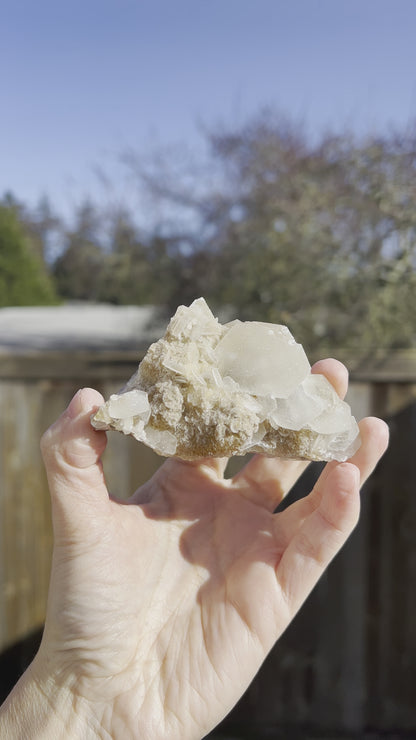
[2,0,416,220]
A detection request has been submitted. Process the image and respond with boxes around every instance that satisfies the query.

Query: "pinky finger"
[276,462,360,618]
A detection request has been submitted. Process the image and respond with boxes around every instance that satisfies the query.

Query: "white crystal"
[214,321,310,398]
[168,297,223,341]
[91,298,361,462]
[108,390,150,420]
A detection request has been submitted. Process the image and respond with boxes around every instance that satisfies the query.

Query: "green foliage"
[3,114,416,352]
[52,204,179,306]
[128,114,416,351]
[0,205,58,307]
[95,213,163,305]
[53,201,104,301]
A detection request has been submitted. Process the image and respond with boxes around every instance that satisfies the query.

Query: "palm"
[37,364,388,739]
[43,461,283,736]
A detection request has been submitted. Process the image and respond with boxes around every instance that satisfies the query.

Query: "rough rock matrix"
[91,298,360,461]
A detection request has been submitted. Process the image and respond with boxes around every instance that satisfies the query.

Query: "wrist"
[0,658,97,739]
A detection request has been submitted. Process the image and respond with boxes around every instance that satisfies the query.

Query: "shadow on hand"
[136,458,284,614]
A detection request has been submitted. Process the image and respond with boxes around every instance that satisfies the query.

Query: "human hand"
[1,360,388,740]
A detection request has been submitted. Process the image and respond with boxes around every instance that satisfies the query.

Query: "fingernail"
[67,389,87,419]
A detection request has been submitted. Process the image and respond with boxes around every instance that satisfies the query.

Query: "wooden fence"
[0,346,415,735]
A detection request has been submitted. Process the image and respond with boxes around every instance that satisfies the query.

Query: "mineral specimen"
[91,298,361,461]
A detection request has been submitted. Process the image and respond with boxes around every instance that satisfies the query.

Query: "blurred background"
[0,0,415,736]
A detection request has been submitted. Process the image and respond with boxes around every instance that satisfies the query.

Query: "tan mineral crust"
[91,298,361,461]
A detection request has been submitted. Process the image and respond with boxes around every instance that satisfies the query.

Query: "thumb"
[41,388,109,538]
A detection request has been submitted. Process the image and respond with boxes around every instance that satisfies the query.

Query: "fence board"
[0,364,163,653]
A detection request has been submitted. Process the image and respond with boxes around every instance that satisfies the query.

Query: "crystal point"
[91,298,361,461]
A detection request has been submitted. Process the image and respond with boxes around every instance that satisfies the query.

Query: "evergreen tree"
[53,201,104,301]
[0,205,58,306]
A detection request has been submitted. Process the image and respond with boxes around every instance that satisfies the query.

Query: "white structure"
[0,304,164,351]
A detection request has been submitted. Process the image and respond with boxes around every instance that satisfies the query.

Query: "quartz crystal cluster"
[91,298,360,461]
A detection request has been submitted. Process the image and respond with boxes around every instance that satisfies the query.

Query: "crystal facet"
[91,298,361,461]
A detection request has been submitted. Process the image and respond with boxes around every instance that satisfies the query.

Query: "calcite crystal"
[91,298,360,461]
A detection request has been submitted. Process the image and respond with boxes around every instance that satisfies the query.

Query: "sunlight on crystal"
[92,298,361,462]
[107,390,150,420]
[214,321,310,399]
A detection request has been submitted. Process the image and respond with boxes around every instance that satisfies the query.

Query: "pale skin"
[0,359,389,740]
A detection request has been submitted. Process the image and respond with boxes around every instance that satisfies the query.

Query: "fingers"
[186,456,230,479]
[310,357,349,399]
[275,415,389,544]
[232,457,309,511]
[346,416,389,485]
[313,416,389,497]
[231,358,349,511]
[41,388,110,536]
[276,462,361,617]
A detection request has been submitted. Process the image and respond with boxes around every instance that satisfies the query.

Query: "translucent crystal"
[214,321,310,398]
[91,298,361,461]
[108,390,150,420]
